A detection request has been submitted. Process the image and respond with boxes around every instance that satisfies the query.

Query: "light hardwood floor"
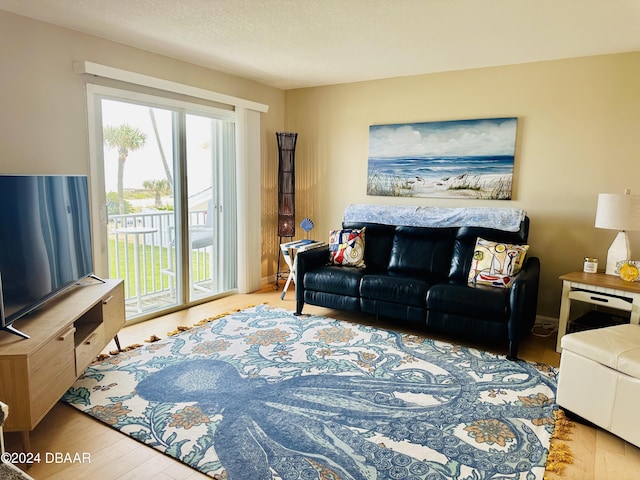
[5,285,640,479]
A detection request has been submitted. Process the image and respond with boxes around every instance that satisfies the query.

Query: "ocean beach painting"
[367,117,517,199]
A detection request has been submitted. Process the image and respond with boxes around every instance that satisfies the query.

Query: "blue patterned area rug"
[63,305,559,480]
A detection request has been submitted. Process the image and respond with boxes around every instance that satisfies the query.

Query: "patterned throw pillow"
[468,237,529,288]
[328,228,366,268]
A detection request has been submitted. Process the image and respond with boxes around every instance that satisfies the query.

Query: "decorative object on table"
[595,189,640,274]
[300,217,314,238]
[63,305,561,480]
[617,260,640,282]
[583,257,598,273]
[468,238,529,288]
[367,117,517,200]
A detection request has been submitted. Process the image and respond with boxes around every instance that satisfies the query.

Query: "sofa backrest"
[343,216,529,281]
[342,221,455,278]
[343,222,395,272]
[387,226,455,278]
[448,217,530,283]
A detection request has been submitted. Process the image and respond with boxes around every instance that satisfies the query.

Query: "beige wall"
[0,10,284,283]
[285,52,640,317]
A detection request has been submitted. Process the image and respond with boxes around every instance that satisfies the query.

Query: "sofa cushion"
[304,290,361,312]
[360,273,432,307]
[426,283,509,320]
[361,298,426,324]
[467,238,529,288]
[387,226,454,278]
[303,265,365,297]
[329,228,366,267]
[449,220,529,283]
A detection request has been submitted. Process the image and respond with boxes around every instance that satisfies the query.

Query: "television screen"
[0,175,93,336]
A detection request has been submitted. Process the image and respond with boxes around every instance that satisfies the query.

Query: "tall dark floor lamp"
[275,132,297,287]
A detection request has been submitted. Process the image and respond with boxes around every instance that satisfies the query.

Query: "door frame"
[85,84,238,320]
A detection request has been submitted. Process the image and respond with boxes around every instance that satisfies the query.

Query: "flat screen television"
[0,175,95,339]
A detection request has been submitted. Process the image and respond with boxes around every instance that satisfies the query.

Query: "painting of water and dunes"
[367,117,517,199]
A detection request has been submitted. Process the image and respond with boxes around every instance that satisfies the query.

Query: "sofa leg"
[295,301,304,316]
[507,341,519,361]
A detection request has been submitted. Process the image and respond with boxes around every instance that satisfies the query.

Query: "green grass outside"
[108,238,210,297]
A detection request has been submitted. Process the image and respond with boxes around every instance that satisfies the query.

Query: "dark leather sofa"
[295,217,540,359]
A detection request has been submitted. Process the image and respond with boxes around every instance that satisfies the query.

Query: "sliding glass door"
[184,114,237,300]
[89,86,236,320]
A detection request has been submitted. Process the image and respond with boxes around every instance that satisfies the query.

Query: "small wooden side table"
[279,239,326,300]
[556,271,640,352]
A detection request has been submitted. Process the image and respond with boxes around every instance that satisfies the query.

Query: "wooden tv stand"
[0,278,125,449]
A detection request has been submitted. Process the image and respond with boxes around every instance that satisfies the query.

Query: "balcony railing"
[108,209,211,318]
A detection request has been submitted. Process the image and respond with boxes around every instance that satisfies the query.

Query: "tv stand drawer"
[75,323,106,374]
[30,326,77,427]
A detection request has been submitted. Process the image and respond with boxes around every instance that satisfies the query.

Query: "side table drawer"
[569,290,633,311]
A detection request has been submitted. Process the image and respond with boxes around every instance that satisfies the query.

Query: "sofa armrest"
[295,246,330,313]
[507,256,541,355]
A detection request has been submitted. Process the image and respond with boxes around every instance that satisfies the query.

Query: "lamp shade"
[595,192,640,231]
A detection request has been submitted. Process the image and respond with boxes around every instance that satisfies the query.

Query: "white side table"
[279,240,326,300]
[556,271,640,352]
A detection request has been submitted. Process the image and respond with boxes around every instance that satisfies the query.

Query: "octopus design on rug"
[136,355,555,480]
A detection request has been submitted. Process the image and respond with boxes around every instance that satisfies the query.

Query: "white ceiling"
[1,0,639,90]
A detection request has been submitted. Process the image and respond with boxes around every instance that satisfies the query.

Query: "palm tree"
[143,179,171,208]
[103,124,147,214]
[148,108,174,188]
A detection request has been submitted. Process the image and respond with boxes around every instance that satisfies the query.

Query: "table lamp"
[595,189,640,274]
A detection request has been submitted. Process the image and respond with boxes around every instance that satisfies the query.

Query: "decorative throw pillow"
[328,228,366,268]
[468,237,529,288]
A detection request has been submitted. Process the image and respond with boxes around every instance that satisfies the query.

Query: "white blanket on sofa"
[343,204,526,232]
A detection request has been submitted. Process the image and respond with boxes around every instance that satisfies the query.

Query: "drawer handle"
[590,296,609,303]
[102,295,114,305]
[58,327,76,341]
[84,331,99,345]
